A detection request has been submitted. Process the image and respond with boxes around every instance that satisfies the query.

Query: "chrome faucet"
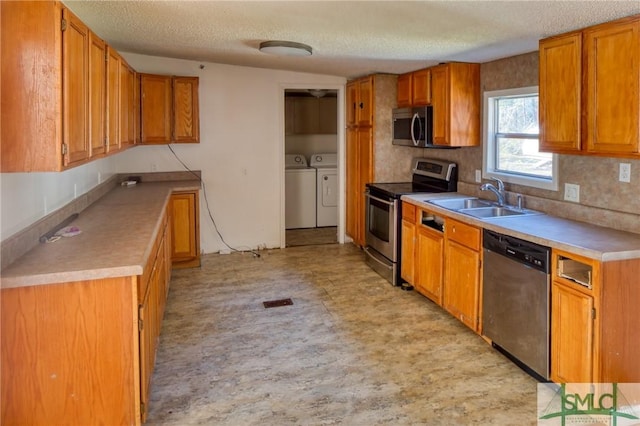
[480,178,506,206]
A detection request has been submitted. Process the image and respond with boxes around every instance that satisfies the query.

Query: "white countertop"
[1,181,200,289]
[402,193,640,262]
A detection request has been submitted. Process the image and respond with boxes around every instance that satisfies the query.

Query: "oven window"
[368,197,391,242]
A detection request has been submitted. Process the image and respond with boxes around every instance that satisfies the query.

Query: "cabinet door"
[400,219,416,284]
[293,97,318,134]
[412,69,431,106]
[415,225,444,304]
[88,32,106,157]
[346,81,358,127]
[356,126,373,247]
[318,97,337,134]
[584,19,640,154]
[551,281,594,383]
[430,65,449,146]
[173,76,200,143]
[397,73,412,108]
[346,127,359,241]
[444,239,480,330]
[62,8,90,167]
[357,76,373,127]
[119,60,131,147]
[139,260,160,424]
[539,33,582,153]
[106,47,120,152]
[141,74,172,144]
[171,192,200,267]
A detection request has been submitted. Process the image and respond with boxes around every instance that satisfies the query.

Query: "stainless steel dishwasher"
[482,229,551,381]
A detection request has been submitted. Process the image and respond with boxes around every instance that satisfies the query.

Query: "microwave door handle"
[365,192,394,206]
[411,113,423,146]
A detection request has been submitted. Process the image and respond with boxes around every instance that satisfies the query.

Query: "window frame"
[482,86,558,191]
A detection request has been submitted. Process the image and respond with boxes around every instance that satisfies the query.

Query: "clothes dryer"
[285,154,316,229]
[310,153,337,227]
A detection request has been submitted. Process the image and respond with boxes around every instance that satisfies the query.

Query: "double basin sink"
[427,197,543,220]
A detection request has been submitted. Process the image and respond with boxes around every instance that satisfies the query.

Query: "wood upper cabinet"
[173,76,200,143]
[141,74,200,144]
[346,81,358,127]
[431,62,480,147]
[120,60,136,148]
[539,15,640,157]
[584,17,640,155]
[357,76,374,127]
[397,73,413,108]
[345,76,372,127]
[141,74,172,144]
[62,8,91,167]
[106,46,121,152]
[443,218,481,331]
[88,31,106,158]
[539,32,582,153]
[170,191,201,268]
[397,69,431,107]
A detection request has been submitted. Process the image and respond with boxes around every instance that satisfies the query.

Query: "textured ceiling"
[64,1,640,79]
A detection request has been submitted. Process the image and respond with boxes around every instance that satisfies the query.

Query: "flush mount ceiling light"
[259,40,312,57]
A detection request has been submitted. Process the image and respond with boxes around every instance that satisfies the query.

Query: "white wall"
[1,156,118,240]
[117,53,346,254]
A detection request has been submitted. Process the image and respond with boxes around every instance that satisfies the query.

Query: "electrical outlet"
[475,170,482,183]
[619,163,631,183]
[564,183,580,203]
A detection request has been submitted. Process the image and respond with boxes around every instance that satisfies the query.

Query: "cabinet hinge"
[140,402,145,416]
[61,18,67,32]
[138,318,143,331]
[61,143,67,155]
[592,308,596,320]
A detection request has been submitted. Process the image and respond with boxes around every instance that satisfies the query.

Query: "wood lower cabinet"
[345,126,373,247]
[415,220,444,305]
[170,191,201,268]
[1,208,172,425]
[400,203,417,284]
[443,218,481,331]
[550,248,640,383]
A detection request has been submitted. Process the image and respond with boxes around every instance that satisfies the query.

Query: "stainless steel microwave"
[392,106,433,147]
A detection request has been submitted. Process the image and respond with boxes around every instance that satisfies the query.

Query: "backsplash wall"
[410,51,640,234]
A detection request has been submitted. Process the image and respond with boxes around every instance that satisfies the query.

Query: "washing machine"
[285,154,316,229]
[310,153,338,227]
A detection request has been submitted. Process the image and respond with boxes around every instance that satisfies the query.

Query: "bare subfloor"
[147,244,538,425]
[286,227,338,247]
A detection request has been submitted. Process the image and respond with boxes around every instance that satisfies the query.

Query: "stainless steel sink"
[427,197,492,210]
[427,197,543,219]
[458,206,527,218]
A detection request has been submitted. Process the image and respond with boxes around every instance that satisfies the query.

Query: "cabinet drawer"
[445,218,480,250]
[402,202,416,223]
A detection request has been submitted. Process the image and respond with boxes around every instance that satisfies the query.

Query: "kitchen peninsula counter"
[402,193,640,262]
[1,179,200,289]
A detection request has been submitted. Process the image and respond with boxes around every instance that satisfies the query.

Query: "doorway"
[284,88,339,247]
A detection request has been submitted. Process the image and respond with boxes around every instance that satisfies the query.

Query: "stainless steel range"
[364,158,458,286]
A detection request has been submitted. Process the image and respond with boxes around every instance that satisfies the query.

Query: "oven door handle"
[365,192,395,206]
